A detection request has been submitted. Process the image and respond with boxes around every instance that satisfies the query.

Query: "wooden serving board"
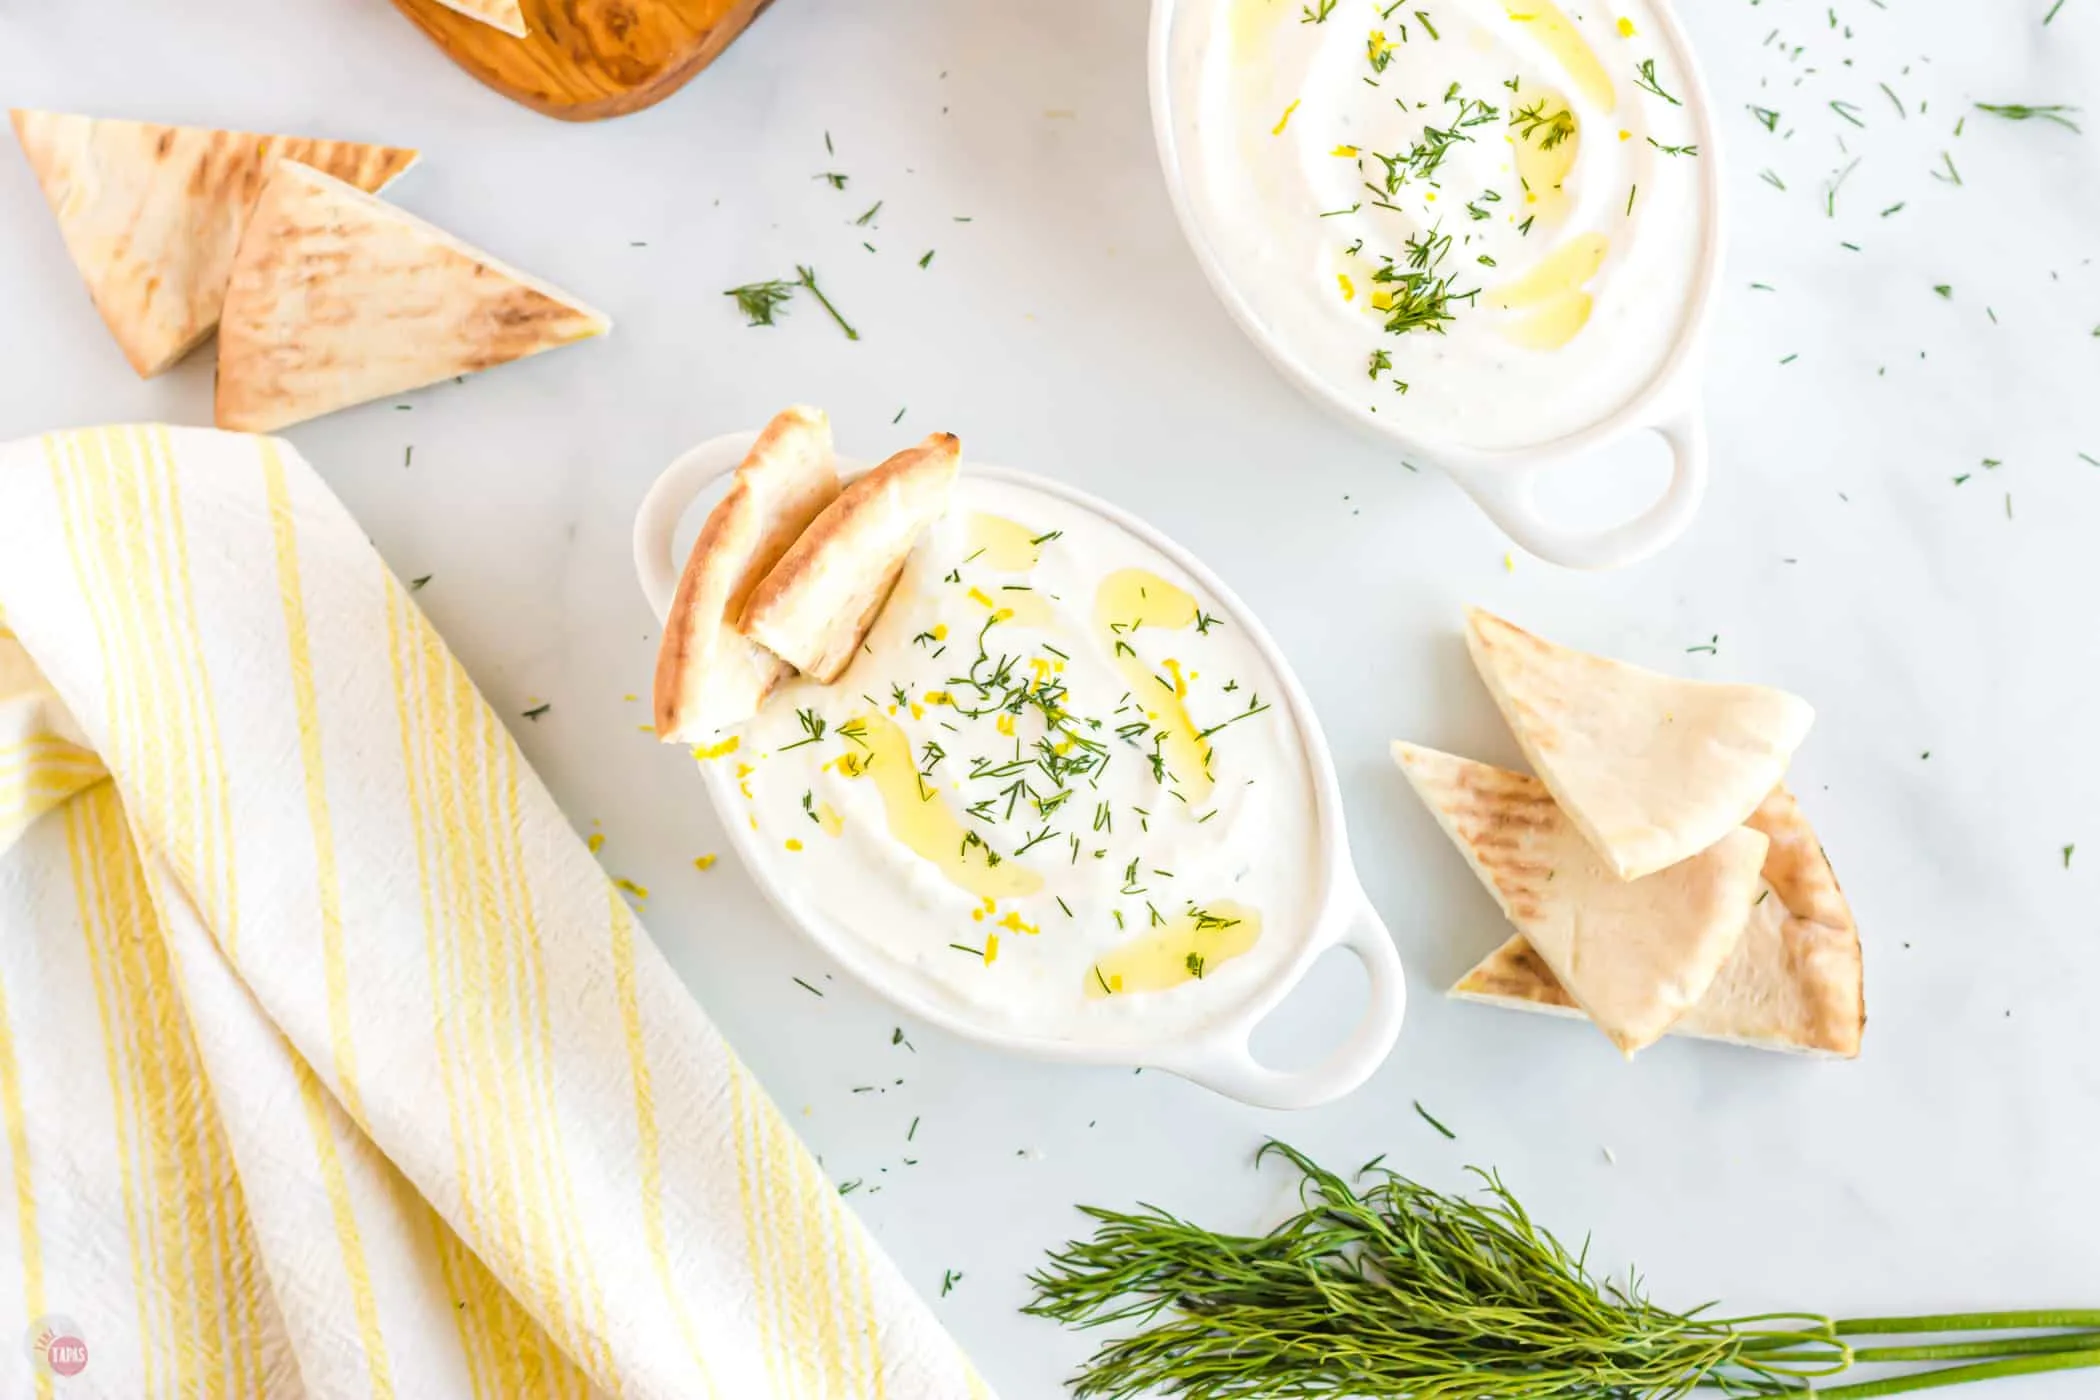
[390,0,777,122]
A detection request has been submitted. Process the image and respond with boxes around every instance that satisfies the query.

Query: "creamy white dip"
[1167,0,1707,450]
[702,476,1321,1043]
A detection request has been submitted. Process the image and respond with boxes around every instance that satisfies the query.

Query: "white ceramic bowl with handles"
[1148,0,1726,571]
[635,431,1406,1109]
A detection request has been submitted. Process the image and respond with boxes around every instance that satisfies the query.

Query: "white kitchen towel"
[0,424,991,1400]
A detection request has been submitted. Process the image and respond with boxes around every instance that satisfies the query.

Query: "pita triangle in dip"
[1465,608,1814,882]
[653,408,841,741]
[1452,786,1865,1057]
[740,434,962,683]
[1392,741,1768,1056]
[9,109,418,377]
[215,160,609,432]
[433,0,529,37]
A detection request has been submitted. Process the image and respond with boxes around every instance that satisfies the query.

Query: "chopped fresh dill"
[1974,102,2081,133]
[1632,58,1683,106]
[780,708,827,750]
[725,278,794,327]
[1511,99,1575,150]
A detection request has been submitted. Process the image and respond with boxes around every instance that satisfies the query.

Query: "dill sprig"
[1511,99,1576,150]
[1372,226,1476,336]
[1632,57,1683,106]
[1028,1142,2100,1400]
[1975,101,2082,133]
[724,278,795,327]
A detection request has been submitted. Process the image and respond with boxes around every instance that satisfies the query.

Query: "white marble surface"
[4,0,2098,1393]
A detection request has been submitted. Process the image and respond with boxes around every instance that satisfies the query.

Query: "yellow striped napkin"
[0,425,990,1399]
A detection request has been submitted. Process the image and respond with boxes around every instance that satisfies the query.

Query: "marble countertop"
[4,0,2097,1393]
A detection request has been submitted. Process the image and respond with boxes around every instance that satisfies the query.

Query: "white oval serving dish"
[1148,0,1727,570]
[634,430,1406,1109]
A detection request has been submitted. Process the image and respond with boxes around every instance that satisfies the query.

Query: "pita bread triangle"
[215,160,609,432]
[1452,786,1864,1057]
[1465,607,1814,882]
[653,408,841,741]
[10,109,418,377]
[433,0,529,36]
[1393,741,1768,1056]
[740,434,961,683]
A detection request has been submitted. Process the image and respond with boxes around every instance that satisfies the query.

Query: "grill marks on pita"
[1396,611,1857,1058]
[10,109,418,376]
[215,160,608,431]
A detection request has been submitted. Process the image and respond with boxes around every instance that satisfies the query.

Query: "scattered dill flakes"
[1412,1101,1457,1139]
[1933,284,1953,299]
[2064,843,2076,869]
[838,1179,862,1195]
[919,249,935,268]
[1686,635,1719,655]
[1932,151,1963,185]
[940,1269,963,1297]
[1646,137,1698,157]
[404,446,414,467]
[522,703,551,720]
[409,574,431,592]
[1829,99,1866,128]
[1760,168,1786,190]
[792,976,824,997]
[1300,0,1336,19]
[1779,353,1799,364]
[814,171,848,189]
[1974,102,2082,133]
[855,200,884,226]
[1747,104,1781,131]
[1368,347,1392,380]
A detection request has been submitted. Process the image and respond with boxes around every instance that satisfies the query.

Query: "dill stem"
[794,265,860,341]
[1837,1309,2100,1334]
[1808,1348,2100,1398]
[1851,1332,2100,1363]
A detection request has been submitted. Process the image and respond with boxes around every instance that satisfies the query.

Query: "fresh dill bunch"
[724,278,795,326]
[1027,1141,2100,1400]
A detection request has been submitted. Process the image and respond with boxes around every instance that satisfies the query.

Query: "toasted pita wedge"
[10,109,418,377]
[653,410,841,740]
[1465,608,1813,882]
[1393,741,1768,1055]
[433,0,529,36]
[740,434,961,683]
[1452,786,1864,1057]
[215,160,608,432]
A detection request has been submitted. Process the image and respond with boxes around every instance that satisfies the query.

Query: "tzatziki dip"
[1167,0,1708,449]
[702,476,1322,1043]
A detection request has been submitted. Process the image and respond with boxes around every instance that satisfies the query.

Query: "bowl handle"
[632,430,762,622]
[1442,406,1709,571]
[1164,885,1406,1110]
